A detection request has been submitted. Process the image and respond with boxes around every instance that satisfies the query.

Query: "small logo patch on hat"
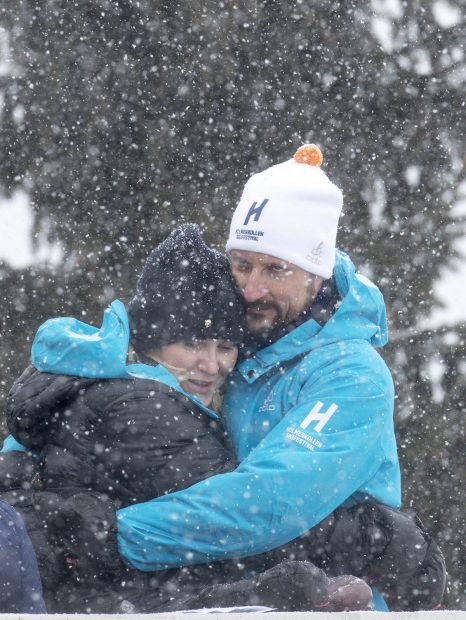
[306,242,323,265]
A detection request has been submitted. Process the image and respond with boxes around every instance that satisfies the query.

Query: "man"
[116,145,445,610]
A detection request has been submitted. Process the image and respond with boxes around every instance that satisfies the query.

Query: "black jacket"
[1,366,236,612]
[6,365,235,506]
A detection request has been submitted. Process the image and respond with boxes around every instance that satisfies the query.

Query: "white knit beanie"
[226,145,343,279]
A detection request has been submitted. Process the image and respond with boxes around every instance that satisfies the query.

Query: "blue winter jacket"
[0,500,47,612]
[116,251,400,570]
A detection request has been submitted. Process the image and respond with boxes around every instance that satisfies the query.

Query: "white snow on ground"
[0,190,62,268]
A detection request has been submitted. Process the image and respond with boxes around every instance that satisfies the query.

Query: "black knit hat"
[127,224,246,354]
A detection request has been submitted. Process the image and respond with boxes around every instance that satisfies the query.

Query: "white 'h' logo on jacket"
[300,401,338,433]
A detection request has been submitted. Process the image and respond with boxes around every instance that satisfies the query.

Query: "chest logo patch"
[259,388,276,413]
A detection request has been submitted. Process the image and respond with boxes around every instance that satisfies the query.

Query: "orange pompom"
[293,144,323,167]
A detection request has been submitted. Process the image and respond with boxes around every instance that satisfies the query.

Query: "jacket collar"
[126,362,219,420]
[237,250,388,383]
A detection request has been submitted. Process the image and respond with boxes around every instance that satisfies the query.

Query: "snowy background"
[0,191,62,268]
[2,182,466,325]
[0,0,464,609]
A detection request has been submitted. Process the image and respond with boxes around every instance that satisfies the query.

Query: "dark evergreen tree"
[0,0,464,607]
[385,327,466,609]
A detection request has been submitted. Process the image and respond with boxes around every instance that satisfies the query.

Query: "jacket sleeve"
[0,451,38,492]
[6,366,94,449]
[0,500,47,613]
[117,362,395,571]
[1,435,27,453]
[17,510,48,612]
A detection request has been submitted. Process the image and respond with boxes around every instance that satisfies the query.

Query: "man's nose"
[242,274,268,303]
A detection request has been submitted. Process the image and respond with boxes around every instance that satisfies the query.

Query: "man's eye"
[270,264,293,277]
[234,262,250,272]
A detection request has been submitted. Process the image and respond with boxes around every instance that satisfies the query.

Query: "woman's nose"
[197,349,220,376]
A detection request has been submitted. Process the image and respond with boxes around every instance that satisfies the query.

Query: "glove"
[314,503,446,611]
[50,492,125,579]
[277,502,446,611]
[364,507,446,611]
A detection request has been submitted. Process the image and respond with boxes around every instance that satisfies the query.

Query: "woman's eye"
[218,343,236,352]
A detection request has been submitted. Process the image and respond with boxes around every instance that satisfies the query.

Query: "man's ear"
[309,275,324,297]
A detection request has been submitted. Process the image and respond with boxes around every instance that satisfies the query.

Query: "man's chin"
[245,310,299,349]
[244,313,279,347]
[246,314,275,334]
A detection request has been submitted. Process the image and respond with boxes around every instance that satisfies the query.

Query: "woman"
[1,224,245,611]
[8,224,242,506]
